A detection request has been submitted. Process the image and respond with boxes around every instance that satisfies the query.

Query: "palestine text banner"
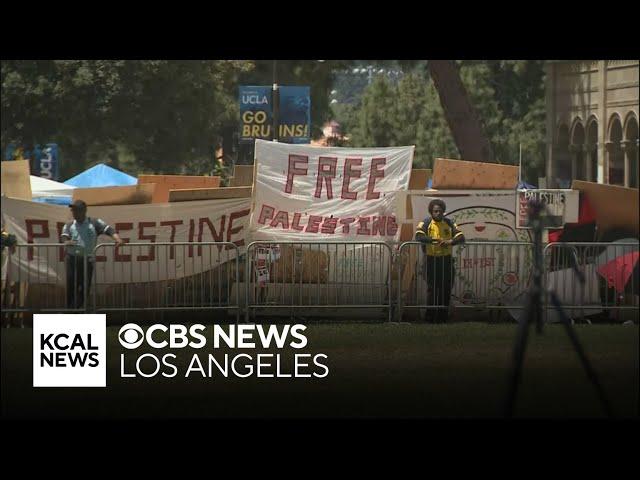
[1,197,251,284]
[249,140,414,241]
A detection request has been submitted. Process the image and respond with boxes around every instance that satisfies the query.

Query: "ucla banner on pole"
[239,85,311,144]
[239,86,272,142]
[4,143,60,181]
[36,144,60,181]
[249,139,414,241]
[279,86,310,144]
[1,197,251,284]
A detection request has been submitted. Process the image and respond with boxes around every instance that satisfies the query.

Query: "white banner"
[410,191,532,243]
[544,264,603,321]
[411,191,533,306]
[250,139,414,241]
[1,196,251,284]
[516,189,579,228]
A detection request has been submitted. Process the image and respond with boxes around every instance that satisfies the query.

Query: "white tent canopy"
[30,175,76,198]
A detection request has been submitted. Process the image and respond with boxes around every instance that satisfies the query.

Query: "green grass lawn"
[2,322,638,419]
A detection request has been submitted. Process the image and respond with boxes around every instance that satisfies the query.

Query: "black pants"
[425,255,453,323]
[66,255,94,309]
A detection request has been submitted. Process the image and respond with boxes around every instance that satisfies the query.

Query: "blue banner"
[239,85,311,144]
[36,143,59,181]
[4,143,59,181]
[4,143,17,160]
[279,86,310,144]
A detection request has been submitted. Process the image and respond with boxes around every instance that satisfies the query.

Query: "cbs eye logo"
[118,324,144,349]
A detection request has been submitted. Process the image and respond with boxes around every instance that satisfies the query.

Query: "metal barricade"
[2,239,636,325]
[92,242,240,322]
[245,241,393,322]
[544,241,639,322]
[397,241,534,322]
[1,243,87,324]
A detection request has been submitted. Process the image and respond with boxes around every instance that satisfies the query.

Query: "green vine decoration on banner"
[451,208,510,223]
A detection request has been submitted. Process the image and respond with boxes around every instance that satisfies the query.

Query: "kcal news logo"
[33,314,106,387]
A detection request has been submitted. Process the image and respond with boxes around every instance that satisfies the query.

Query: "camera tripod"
[504,200,614,418]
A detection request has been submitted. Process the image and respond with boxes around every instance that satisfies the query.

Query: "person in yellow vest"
[1,226,17,254]
[415,199,465,323]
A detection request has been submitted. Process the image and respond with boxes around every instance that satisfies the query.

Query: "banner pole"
[519,142,522,184]
[272,60,279,143]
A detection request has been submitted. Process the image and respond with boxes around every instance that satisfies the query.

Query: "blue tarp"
[64,163,137,188]
[33,196,73,206]
[517,181,537,189]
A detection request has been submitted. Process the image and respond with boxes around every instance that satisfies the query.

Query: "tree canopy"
[1,60,345,178]
[332,60,546,183]
[2,59,547,183]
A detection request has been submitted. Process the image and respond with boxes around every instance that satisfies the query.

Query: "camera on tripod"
[504,198,613,418]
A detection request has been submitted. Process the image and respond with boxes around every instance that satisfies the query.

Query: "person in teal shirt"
[60,200,123,308]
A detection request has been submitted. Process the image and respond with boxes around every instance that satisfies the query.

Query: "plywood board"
[270,246,329,283]
[572,180,639,237]
[168,186,253,202]
[72,184,155,206]
[138,175,221,203]
[400,223,414,242]
[401,246,419,292]
[432,158,518,189]
[1,160,32,200]
[409,169,431,190]
[229,165,254,187]
[405,169,431,221]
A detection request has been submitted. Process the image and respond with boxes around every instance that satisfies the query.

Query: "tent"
[30,175,75,205]
[517,181,537,189]
[30,175,76,198]
[32,196,73,205]
[64,163,137,188]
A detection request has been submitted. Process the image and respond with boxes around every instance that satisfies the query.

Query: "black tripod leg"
[549,291,614,418]
[504,305,532,418]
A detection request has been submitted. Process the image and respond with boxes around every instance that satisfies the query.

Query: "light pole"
[272,59,279,142]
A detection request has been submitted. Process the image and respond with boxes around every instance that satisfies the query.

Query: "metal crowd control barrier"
[92,242,240,322]
[1,243,88,324]
[3,239,637,325]
[397,241,534,321]
[245,241,393,322]
[543,241,639,322]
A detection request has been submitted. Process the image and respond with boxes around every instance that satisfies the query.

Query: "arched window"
[586,117,598,182]
[554,124,571,188]
[570,120,586,181]
[607,115,624,186]
[624,113,638,188]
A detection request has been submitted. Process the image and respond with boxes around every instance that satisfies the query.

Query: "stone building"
[545,60,639,189]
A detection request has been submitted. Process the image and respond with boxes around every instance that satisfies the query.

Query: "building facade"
[545,60,639,189]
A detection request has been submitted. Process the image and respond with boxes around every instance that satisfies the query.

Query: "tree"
[333,60,547,182]
[350,76,398,148]
[338,72,458,168]
[1,60,255,177]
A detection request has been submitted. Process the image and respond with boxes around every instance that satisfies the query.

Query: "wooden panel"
[72,184,155,206]
[406,169,431,221]
[399,223,414,242]
[409,169,431,190]
[572,180,639,237]
[1,160,32,200]
[401,245,419,292]
[432,158,518,189]
[229,165,254,187]
[270,246,329,283]
[138,175,221,203]
[169,186,253,202]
